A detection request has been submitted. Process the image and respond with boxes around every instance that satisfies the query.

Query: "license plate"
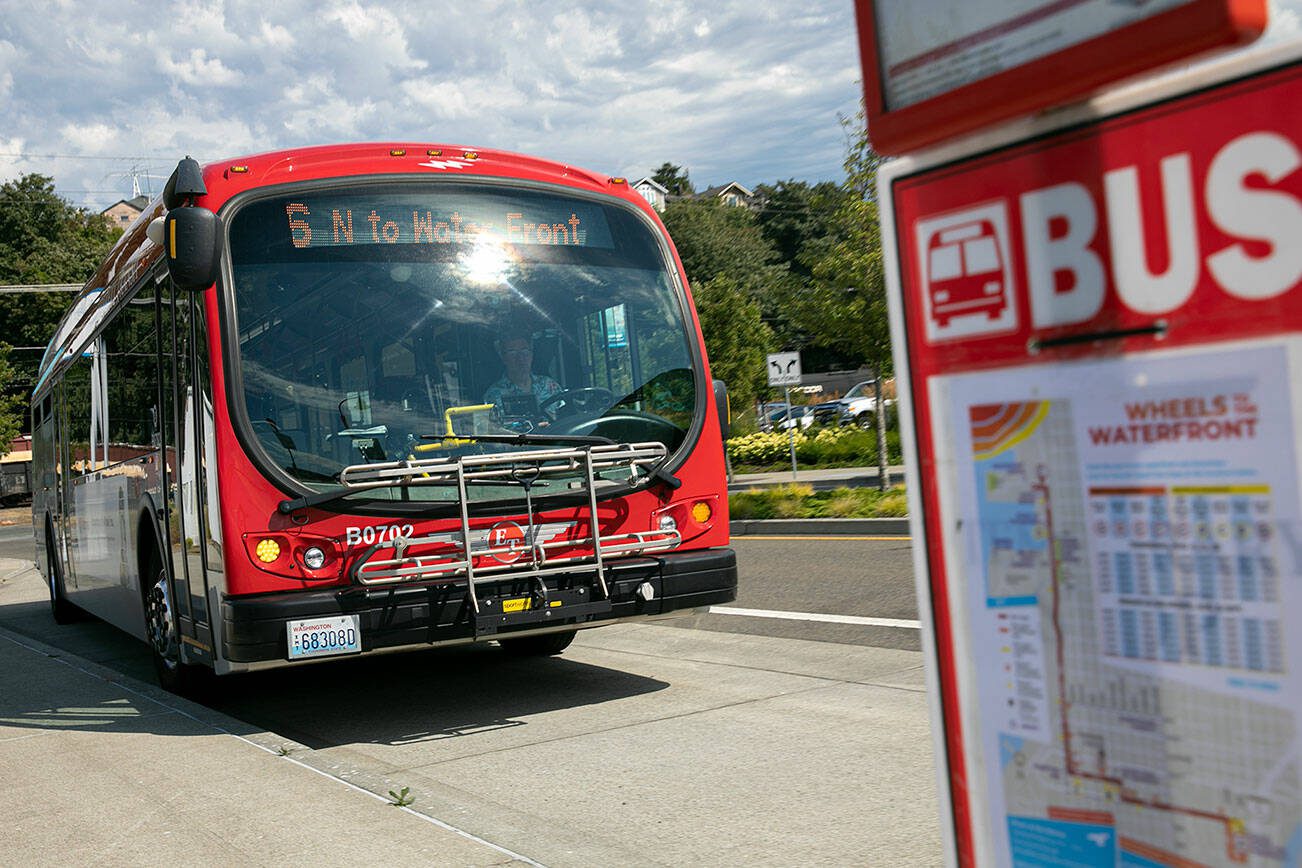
[287,615,361,660]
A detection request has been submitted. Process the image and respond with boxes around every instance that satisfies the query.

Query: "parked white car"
[809,381,894,428]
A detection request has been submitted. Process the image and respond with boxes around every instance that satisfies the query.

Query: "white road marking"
[708,606,921,630]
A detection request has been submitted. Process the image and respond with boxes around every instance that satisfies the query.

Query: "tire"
[45,523,79,625]
[855,413,874,430]
[143,555,211,696]
[498,629,578,657]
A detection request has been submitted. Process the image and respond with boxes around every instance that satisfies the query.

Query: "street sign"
[854,0,1266,154]
[881,44,1302,866]
[766,352,801,387]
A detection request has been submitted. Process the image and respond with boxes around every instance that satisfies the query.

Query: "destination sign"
[278,195,614,250]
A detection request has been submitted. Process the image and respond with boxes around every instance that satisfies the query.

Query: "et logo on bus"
[914,202,1018,343]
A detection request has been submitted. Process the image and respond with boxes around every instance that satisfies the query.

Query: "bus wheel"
[45,525,78,625]
[498,629,577,657]
[144,559,209,696]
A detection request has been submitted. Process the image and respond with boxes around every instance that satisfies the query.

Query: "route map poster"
[933,343,1302,866]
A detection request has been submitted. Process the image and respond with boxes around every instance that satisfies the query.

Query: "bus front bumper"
[219,547,737,665]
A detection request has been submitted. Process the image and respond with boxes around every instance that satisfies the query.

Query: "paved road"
[678,534,922,650]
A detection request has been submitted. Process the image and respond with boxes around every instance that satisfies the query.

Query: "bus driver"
[482,336,562,424]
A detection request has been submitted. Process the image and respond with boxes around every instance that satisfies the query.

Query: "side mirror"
[713,379,730,441]
[153,207,223,290]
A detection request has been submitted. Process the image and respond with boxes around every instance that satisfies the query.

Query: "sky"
[0,0,1299,213]
[0,1,865,211]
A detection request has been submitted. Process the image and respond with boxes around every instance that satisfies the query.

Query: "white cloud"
[1268,0,1301,37]
[158,49,245,87]
[0,0,864,208]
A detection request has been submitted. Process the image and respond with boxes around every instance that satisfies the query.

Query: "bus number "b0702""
[344,524,415,547]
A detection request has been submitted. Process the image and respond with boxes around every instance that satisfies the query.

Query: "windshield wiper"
[277,476,555,515]
[421,432,615,446]
[274,481,453,515]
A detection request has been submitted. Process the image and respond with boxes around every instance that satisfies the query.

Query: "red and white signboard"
[881,45,1302,866]
[855,0,1266,154]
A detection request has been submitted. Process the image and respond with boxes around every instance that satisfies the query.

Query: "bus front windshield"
[227,181,698,503]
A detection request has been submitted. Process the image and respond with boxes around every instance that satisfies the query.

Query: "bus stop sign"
[882,47,1302,866]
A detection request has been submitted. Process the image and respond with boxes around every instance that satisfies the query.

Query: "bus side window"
[64,354,93,475]
[104,284,159,462]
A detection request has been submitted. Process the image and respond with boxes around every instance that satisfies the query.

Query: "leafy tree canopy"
[777,117,891,376]
[0,346,22,455]
[752,179,849,280]
[0,174,121,433]
[690,274,772,414]
[651,162,694,197]
[660,197,783,292]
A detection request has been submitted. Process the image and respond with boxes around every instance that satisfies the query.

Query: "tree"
[690,275,772,415]
[752,179,849,279]
[651,162,694,197]
[0,174,120,431]
[782,115,893,485]
[660,198,785,293]
[781,116,888,368]
[0,346,22,455]
[660,197,789,409]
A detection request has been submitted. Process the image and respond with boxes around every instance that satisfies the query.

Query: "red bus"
[30,146,736,693]
[924,219,1007,326]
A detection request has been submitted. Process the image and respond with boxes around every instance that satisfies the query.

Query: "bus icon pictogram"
[914,203,1017,342]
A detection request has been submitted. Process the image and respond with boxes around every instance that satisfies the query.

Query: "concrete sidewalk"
[0,556,942,865]
[0,561,533,865]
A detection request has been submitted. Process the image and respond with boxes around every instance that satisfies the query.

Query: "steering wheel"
[539,387,616,421]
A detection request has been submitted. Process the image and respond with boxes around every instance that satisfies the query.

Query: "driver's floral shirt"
[482,373,563,410]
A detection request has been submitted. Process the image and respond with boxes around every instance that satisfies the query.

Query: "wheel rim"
[146,569,180,670]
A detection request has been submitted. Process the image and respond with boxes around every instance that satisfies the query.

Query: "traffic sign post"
[767,352,803,479]
[879,44,1302,866]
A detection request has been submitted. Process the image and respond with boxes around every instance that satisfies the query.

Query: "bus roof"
[200,143,619,196]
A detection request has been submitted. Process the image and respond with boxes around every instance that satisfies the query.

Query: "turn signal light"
[255,538,281,563]
[242,533,343,581]
[651,496,721,543]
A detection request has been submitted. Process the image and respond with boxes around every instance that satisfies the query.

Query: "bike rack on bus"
[338,442,681,632]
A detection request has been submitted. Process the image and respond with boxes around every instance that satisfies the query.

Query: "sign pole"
[785,385,798,481]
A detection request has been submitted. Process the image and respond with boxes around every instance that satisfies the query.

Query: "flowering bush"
[725,430,805,466]
[727,426,898,468]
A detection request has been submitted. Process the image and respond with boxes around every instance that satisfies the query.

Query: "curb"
[729,517,911,536]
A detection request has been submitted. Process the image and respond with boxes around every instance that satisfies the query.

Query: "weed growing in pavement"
[388,786,414,807]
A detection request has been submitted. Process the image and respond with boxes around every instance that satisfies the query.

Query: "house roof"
[700,181,754,199]
[100,194,150,214]
[632,177,668,194]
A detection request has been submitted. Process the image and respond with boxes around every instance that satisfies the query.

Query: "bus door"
[160,283,215,658]
[59,344,99,592]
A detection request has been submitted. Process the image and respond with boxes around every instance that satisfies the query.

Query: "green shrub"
[728,485,909,519]
[727,426,902,470]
